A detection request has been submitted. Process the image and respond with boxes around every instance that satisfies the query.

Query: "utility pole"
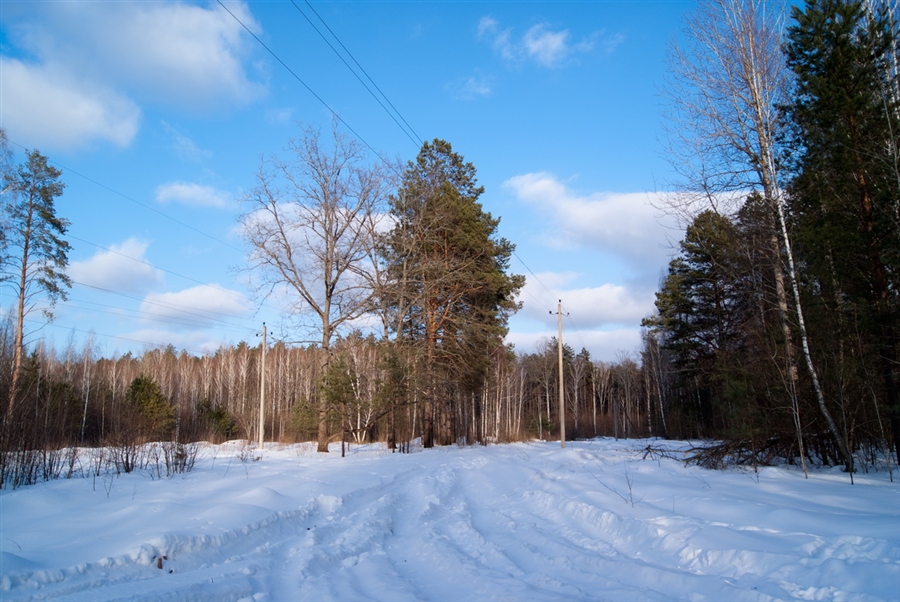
[556,301,566,449]
[258,323,266,449]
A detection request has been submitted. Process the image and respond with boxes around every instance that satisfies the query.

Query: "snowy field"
[0,438,898,602]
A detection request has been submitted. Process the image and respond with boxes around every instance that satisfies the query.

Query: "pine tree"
[662,0,816,455]
[380,139,523,447]
[2,150,71,422]
[127,376,175,443]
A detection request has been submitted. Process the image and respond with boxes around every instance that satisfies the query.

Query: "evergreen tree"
[645,210,748,435]
[380,139,523,447]
[127,376,175,442]
[785,0,900,465]
[2,150,71,423]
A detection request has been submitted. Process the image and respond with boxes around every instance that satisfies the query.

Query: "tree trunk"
[7,205,32,421]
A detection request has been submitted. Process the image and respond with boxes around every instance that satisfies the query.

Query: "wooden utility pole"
[557,301,566,449]
[258,323,266,449]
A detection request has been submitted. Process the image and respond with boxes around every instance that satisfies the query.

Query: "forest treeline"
[1,0,898,488]
[0,329,659,488]
[647,0,899,474]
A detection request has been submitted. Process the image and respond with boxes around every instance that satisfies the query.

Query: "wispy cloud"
[477,16,500,40]
[265,107,294,125]
[446,72,494,100]
[161,122,211,162]
[522,24,578,68]
[478,16,613,68]
[156,182,232,209]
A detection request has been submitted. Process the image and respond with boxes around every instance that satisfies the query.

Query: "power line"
[509,251,596,356]
[71,280,255,332]
[6,140,294,323]
[60,297,253,335]
[3,141,288,325]
[517,281,555,315]
[7,139,244,254]
[564,312,592,356]
[292,0,422,148]
[23,317,216,357]
[216,0,390,166]
[66,234,278,315]
[511,250,559,311]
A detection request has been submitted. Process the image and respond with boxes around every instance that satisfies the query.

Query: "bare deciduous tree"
[239,123,390,452]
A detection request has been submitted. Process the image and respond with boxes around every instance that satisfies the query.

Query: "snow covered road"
[1,439,898,601]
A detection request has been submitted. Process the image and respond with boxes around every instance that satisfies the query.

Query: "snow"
[1,438,898,601]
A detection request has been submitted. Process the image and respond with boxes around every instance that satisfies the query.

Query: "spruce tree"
[645,210,748,434]
[785,0,900,466]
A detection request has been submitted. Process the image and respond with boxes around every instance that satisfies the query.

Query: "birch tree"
[662,0,848,469]
[785,0,900,467]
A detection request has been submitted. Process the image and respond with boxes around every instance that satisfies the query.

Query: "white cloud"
[140,284,252,328]
[161,121,211,162]
[507,269,656,362]
[600,33,626,56]
[0,57,140,150]
[479,18,607,68]
[506,328,642,362]
[477,16,499,39]
[156,182,232,209]
[265,107,294,125]
[119,328,238,356]
[522,25,574,68]
[503,173,676,275]
[68,238,164,293]
[447,72,494,100]
[501,176,677,362]
[518,274,656,329]
[2,1,264,149]
[35,1,264,108]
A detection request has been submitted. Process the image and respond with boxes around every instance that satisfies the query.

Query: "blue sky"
[1,0,689,362]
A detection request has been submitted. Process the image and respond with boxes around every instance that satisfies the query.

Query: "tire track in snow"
[2,442,896,601]
[4,494,341,601]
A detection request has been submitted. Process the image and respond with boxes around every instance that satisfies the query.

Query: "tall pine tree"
[2,150,71,423]
[380,140,523,447]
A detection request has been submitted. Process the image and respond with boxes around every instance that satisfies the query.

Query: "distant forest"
[1,0,897,488]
